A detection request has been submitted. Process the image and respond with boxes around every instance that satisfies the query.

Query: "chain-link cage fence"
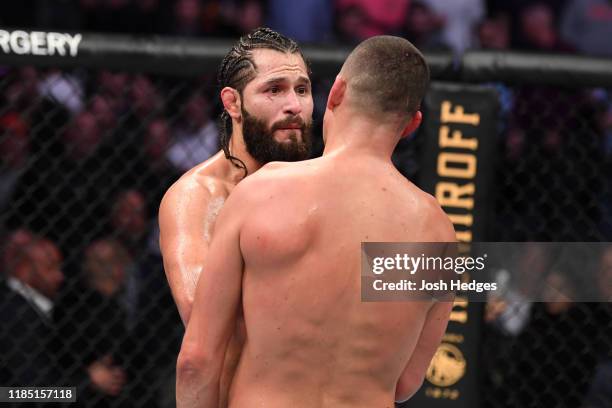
[0,40,611,408]
[478,81,612,408]
[0,64,244,406]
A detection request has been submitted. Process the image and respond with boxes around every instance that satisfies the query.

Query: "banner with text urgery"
[403,83,498,408]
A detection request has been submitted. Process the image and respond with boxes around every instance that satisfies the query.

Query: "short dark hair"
[217,27,308,176]
[341,36,429,116]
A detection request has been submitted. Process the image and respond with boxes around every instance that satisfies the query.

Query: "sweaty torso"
[160,151,244,407]
[229,156,439,407]
[187,154,237,242]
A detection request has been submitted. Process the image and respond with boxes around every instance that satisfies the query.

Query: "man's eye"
[269,86,280,94]
[297,87,308,95]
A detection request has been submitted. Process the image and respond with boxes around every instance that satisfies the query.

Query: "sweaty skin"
[159,152,245,408]
[159,152,236,325]
[178,154,455,407]
[160,47,313,407]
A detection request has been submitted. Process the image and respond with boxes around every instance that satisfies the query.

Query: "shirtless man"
[176,36,455,407]
[159,27,313,405]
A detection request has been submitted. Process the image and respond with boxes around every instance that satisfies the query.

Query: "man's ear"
[220,87,241,119]
[401,110,423,138]
[327,75,347,111]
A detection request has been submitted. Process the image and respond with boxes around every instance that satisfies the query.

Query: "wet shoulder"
[175,165,232,199]
[159,166,232,222]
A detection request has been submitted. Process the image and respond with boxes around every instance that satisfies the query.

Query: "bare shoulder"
[161,174,210,213]
[403,180,456,242]
[420,192,456,242]
[161,163,230,211]
[229,159,316,200]
[158,166,233,249]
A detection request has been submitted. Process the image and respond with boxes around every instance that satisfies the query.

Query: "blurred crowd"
[483,243,612,407]
[0,68,203,406]
[1,0,612,56]
[0,0,611,406]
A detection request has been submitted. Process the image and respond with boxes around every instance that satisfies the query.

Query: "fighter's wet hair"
[217,27,308,177]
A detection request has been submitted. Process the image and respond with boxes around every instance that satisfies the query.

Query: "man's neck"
[322,113,401,159]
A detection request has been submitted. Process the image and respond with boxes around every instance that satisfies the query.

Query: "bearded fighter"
[159,27,313,406]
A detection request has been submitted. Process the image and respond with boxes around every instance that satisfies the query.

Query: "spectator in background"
[560,0,612,58]
[5,110,118,273]
[167,92,219,172]
[3,67,40,114]
[123,75,164,140]
[335,4,369,43]
[515,2,573,52]
[234,0,265,34]
[90,93,120,137]
[108,189,151,333]
[420,0,484,54]
[107,188,182,407]
[93,74,166,194]
[172,0,205,36]
[478,12,511,50]
[0,230,64,387]
[143,119,173,176]
[335,0,410,42]
[0,113,30,212]
[129,75,164,123]
[62,111,104,161]
[140,118,182,216]
[402,0,449,51]
[487,0,569,23]
[267,0,334,43]
[55,238,131,406]
[110,190,148,258]
[123,75,165,141]
[97,71,130,114]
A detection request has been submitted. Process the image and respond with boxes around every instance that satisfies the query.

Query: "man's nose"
[283,91,302,116]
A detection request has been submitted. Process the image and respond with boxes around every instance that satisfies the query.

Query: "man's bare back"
[222,153,454,406]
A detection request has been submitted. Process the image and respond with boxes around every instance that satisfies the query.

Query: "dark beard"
[241,108,312,164]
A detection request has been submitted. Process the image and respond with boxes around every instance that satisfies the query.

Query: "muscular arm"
[159,178,214,325]
[395,301,453,402]
[395,197,456,402]
[175,188,245,408]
